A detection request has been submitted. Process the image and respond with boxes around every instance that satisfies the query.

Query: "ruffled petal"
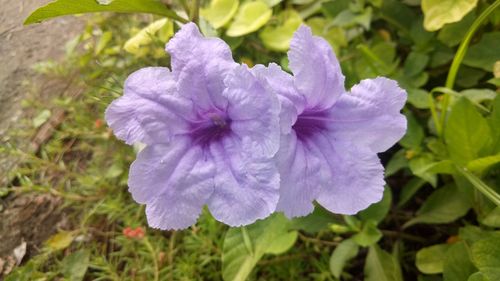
[224,65,280,157]
[251,63,304,134]
[128,139,215,230]
[330,77,407,153]
[288,25,344,110]
[207,137,280,226]
[166,23,235,75]
[105,67,193,145]
[275,133,330,218]
[312,136,386,215]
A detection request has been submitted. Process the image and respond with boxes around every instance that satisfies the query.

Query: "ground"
[0,0,83,275]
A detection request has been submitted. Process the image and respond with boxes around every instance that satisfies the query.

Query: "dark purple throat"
[189,112,232,147]
[293,110,329,141]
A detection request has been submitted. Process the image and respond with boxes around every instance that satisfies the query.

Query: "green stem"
[457,167,500,207]
[144,237,160,281]
[440,0,500,134]
[190,0,201,24]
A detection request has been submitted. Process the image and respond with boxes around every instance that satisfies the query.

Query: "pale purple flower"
[253,25,407,218]
[105,23,280,230]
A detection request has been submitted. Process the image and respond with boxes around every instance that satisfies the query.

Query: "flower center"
[189,112,232,147]
[292,110,328,141]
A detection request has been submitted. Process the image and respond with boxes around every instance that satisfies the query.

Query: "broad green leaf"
[456,67,487,88]
[364,244,403,281]
[289,206,339,234]
[358,187,392,224]
[466,154,500,173]
[259,10,302,51]
[445,98,491,164]
[461,89,497,104]
[464,32,500,71]
[201,0,239,29]
[222,214,294,281]
[398,178,426,207]
[385,150,408,177]
[124,19,173,55]
[438,11,475,47]
[62,250,90,281]
[404,52,429,77]
[400,111,425,149]
[33,109,51,128]
[407,88,431,109]
[352,220,383,247]
[421,0,479,31]
[226,1,272,37]
[321,0,349,19]
[482,207,500,227]
[380,0,417,32]
[265,231,298,255]
[468,272,489,281]
[443,242,477,281]
[307,17,347,53]
[472,236,500,281]
[45,231,76,251]
[416,244,450,274]
[329,239,359,278]
[24,0,184,25]
[261,0,283,7]
[409,155,438,186]
[404,184,471,227]
[490,95,500,153]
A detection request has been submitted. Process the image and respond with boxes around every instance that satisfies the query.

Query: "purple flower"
[105,23,280,230]
[253,25,407,218]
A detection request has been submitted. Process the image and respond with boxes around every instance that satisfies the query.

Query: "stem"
[143,237,159,281]
[190,0,201,24]
[457,166,500,206]
[440,0,500,134]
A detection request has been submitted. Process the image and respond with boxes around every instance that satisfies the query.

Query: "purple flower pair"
[105,23,407,230]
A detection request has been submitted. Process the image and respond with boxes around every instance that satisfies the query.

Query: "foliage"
[3,0,500,280]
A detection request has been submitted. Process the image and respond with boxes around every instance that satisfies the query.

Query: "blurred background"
[1,0,499,280]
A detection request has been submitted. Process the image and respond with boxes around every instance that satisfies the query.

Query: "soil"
[0,0,84,276]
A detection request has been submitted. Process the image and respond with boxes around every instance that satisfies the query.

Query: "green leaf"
[482,207,500,227]
[445,98,491,164]
[124,19,173,55]
[201,0,239,29]
[358,187,392,224]
[400,111,425,149]
[422,0,479,31]
[404,184,471,227]
[443,242,477,281]
[259,10,302,51]
[33,109,51,128]
[45,231,76,251]
[226,1,272,37]
[352,220,383,247]
[222,214,294,281]
[407,88,431,109]
[409,155,438,186]
[385,150,408,177]
[404,52,429,77]
[380,0,417,32]
[62,250,90,281]
[24,0,185,25]
[471,236,500,281]
[464,32,500,71]
[468,272,489,281]
[438,11,475,47]
[466,154,500,173]
[289,206,339,234]
[307,17,347,53]
[398,178,426,207]
[364,244,403,281]
[261,0,283,7]
[416,244,450,274]
[265,231,298,255]
[329,239,359,278]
